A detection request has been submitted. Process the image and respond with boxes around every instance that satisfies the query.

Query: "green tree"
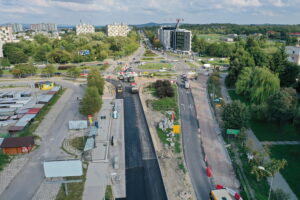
[67,66,81,79]
[235,67,253,97]
[0,58,10,66]
[3,46,28,64]
[41,64,56,77]
[34,34,49,44]
[267,87,298,124]
[236,67,280,104]
[293,107,300,131]
[269,46,287,74]
[248,47,269,66]
[221,100,250,130]
[47,49,71,64]
[11,64,37,78]
[279,62,300,87]
[34,44,51,62]
[227,48,255,86]
[79,86,102,116]
[87,68,105,95]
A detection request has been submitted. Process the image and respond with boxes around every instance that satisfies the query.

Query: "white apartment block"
[286,46,300,65]
[30,23,57,32]
[0,42,3,58]
[107,23,130,37]
[0,26,13,58]
[76,24,95,35]
[8,24,23,33]
[0,26,13,44]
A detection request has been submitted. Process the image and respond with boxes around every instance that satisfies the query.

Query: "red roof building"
[1,136,34,155]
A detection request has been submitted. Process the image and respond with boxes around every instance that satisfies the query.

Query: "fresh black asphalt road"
[122,85,167,200]
[178,78,212,200]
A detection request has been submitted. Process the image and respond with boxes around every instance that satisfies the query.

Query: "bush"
[153,80,174,98]
[58,65,76,70]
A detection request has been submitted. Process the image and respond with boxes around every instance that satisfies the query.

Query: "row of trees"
[227,37,299,89]
[2,31,140,64]
[79,68,104,116]
[182,23,300,41]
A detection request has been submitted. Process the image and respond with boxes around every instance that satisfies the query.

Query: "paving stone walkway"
[261,141,300,145]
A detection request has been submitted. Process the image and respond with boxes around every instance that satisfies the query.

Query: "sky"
[0,0,299,25]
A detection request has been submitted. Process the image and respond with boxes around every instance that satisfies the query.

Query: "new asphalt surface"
[122,84,167,200]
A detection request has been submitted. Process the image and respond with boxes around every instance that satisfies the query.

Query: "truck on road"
[184,81,190,89]
[116,84,123,93]
[130,83,138,94]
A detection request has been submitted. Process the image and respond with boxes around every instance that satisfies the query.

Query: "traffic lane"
[123,86,167,200]
[123,86,147,200]
[179,85,211,200]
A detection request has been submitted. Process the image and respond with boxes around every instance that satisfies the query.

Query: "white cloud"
[225,0,262,7]
[268,0,285,7]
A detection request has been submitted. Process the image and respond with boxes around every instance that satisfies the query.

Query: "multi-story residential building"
[30,23,57,32]
[8,24,23,33]
[107,23,130,37]
[0,42,3,58]
[0,26,13,43]
[75,23,95,35]
[158,26,192,53]
[0,26,13,58]
[158,26,174,50]
[286,46,300,65]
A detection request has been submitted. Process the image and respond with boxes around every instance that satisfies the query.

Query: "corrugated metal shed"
[15,114,36,127]
[8,126,25,132]
[68,120,88,130]
[43,160,83,178]
[50,86,61,92]
[87,126,98,137]
[0,108,16,116]
[37,95,53,104]
[17,109,29,114]
[27,108,41,114]
[84,137,95,151]
[32,104,44,109]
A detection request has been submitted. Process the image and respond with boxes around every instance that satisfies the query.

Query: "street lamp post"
[258,166,274,200]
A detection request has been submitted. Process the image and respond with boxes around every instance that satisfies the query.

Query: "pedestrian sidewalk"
[219,73,298,200]
[261,141,300,145]
[190,77,240,190]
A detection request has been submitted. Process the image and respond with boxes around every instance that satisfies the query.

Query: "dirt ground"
[138,78,196,200]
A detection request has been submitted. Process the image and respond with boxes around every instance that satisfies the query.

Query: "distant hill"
[133,22,175,28]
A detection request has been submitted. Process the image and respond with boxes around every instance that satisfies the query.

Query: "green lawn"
[138,63,173,70]
[143,50,158,57]
[271,145,300,198]
[197,34,223,42]
[70,137,87,151]
[250,121,300,141]
[187,62,198,69]
[0,153,10,171]
[105,185,113,200]
[227,89,300,141]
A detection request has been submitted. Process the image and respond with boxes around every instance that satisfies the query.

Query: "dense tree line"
[181,23,300,38]
[79,68,104,116]
[223,37,300,131]
[3,31,140,64]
